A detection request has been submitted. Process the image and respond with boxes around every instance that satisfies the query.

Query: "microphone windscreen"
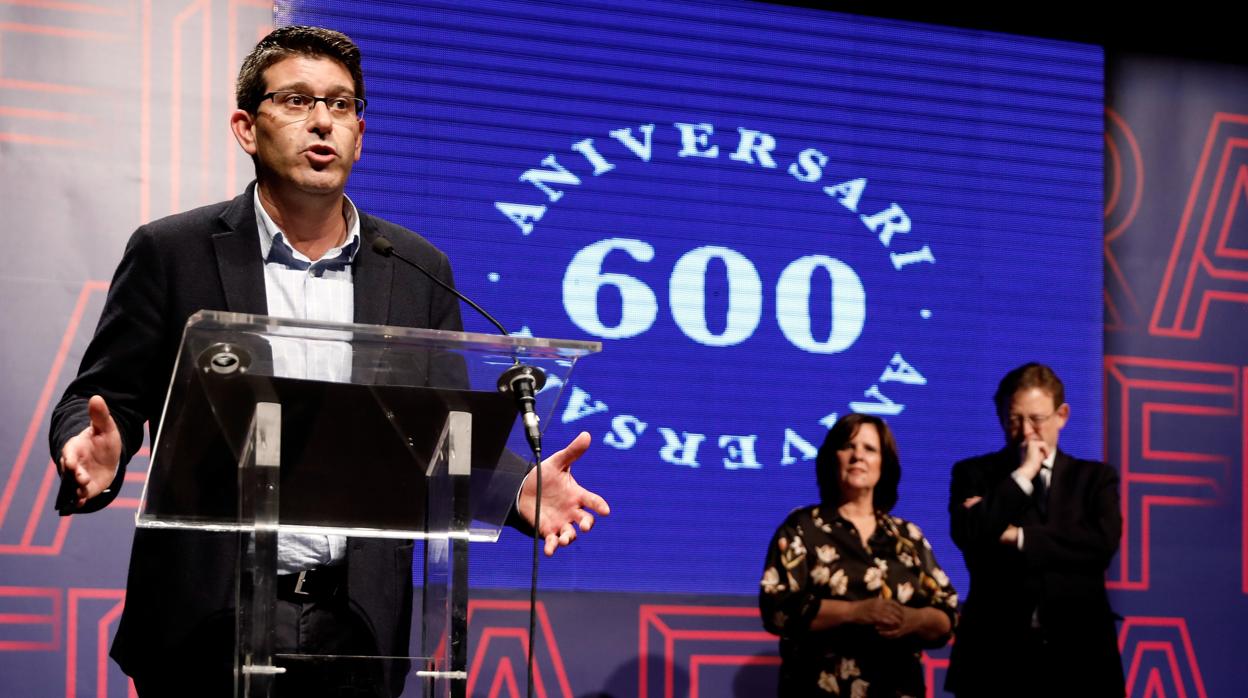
[371,236,394,256]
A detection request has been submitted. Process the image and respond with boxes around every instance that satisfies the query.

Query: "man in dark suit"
[945,363,1124,698]
[49,25,608,697]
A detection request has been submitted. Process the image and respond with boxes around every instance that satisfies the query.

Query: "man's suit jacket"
[945,447,1125,697]
[48,183,469,687]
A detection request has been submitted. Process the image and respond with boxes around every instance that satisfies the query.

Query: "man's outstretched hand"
[59,395,121,509]
[516,431,610,556]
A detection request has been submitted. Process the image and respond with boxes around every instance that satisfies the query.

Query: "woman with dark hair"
[760,414,957,697]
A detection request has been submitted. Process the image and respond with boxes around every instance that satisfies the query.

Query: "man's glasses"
[1004,411,1058,431]
[260,91,366,121]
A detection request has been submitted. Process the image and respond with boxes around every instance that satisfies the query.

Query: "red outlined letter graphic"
[0,281,149,557]
[1104,357,1238,591]
[1119,617,1207,698]
[638,605,777,698]
[1151,113,1248,338]
[0,586,60,652]
[1105,107,1146,332]
[636,605,948,698]
[0,2,127,149]
[65,588,132,698]
[1,282,108,556]
[466,600,573,698]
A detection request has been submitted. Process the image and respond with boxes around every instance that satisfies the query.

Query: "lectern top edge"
[187,309,602,358]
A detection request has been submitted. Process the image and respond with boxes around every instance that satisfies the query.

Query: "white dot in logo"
[920,308,932,319]
[487,272,500,282]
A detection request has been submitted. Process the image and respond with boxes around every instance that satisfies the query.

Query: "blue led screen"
[285,0,1104,597]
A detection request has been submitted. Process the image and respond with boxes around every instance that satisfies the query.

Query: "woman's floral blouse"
[760,505,958,697]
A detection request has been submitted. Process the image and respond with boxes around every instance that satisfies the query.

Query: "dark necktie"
[1033,466,1050,517]
[266,232,358,277]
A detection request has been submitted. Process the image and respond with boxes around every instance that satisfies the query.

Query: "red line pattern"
[923,654,950,698]
[0,77,95,93]
[65,588,131,698]
[637,604,945,698]
[169,0,209,215]
[224,0,274,198]
[1239,364,1248,598]
[0,105,92,122]
[1119,617,1207,698]
[484,655,522,698]
[638,605,776,698]
[0,1,126,15]
[688,654,780,697]
[0,281,108,556]
[1105,107,1145,331]
[139,0,152,223]
[466,599,574,698]
[138,0,271,223]
[1104,357,1238,591]
[0,21,123,41]
[1151,113,1248,338]
[0,586,61,651]
[0,3,126,147]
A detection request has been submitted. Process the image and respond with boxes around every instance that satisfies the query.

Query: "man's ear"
[1055,402,1070,430]
[229,110,258,155]
[353,117,365,162]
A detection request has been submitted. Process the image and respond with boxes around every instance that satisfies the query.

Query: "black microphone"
[371,235,546,453]
[371,236,510,336]
[496,363,546,456]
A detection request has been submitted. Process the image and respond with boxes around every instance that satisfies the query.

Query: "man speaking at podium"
[48,25,609,697]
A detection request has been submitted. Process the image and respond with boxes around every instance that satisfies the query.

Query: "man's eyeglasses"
[1004,411,1058,431]
[260,91,366,121]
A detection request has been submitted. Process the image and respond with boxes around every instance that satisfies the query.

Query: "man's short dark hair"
[235,25,364,114]
[994,362,1066,419]
[815,413,901,513]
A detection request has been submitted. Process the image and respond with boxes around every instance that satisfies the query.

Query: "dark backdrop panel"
[1102,53,1248,698]
[0,2,276,696]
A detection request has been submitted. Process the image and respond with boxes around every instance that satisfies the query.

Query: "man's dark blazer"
[945,447,1125,697]
[48,183,471,687]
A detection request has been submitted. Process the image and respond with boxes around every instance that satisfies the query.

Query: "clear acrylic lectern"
[134,311,599,697]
